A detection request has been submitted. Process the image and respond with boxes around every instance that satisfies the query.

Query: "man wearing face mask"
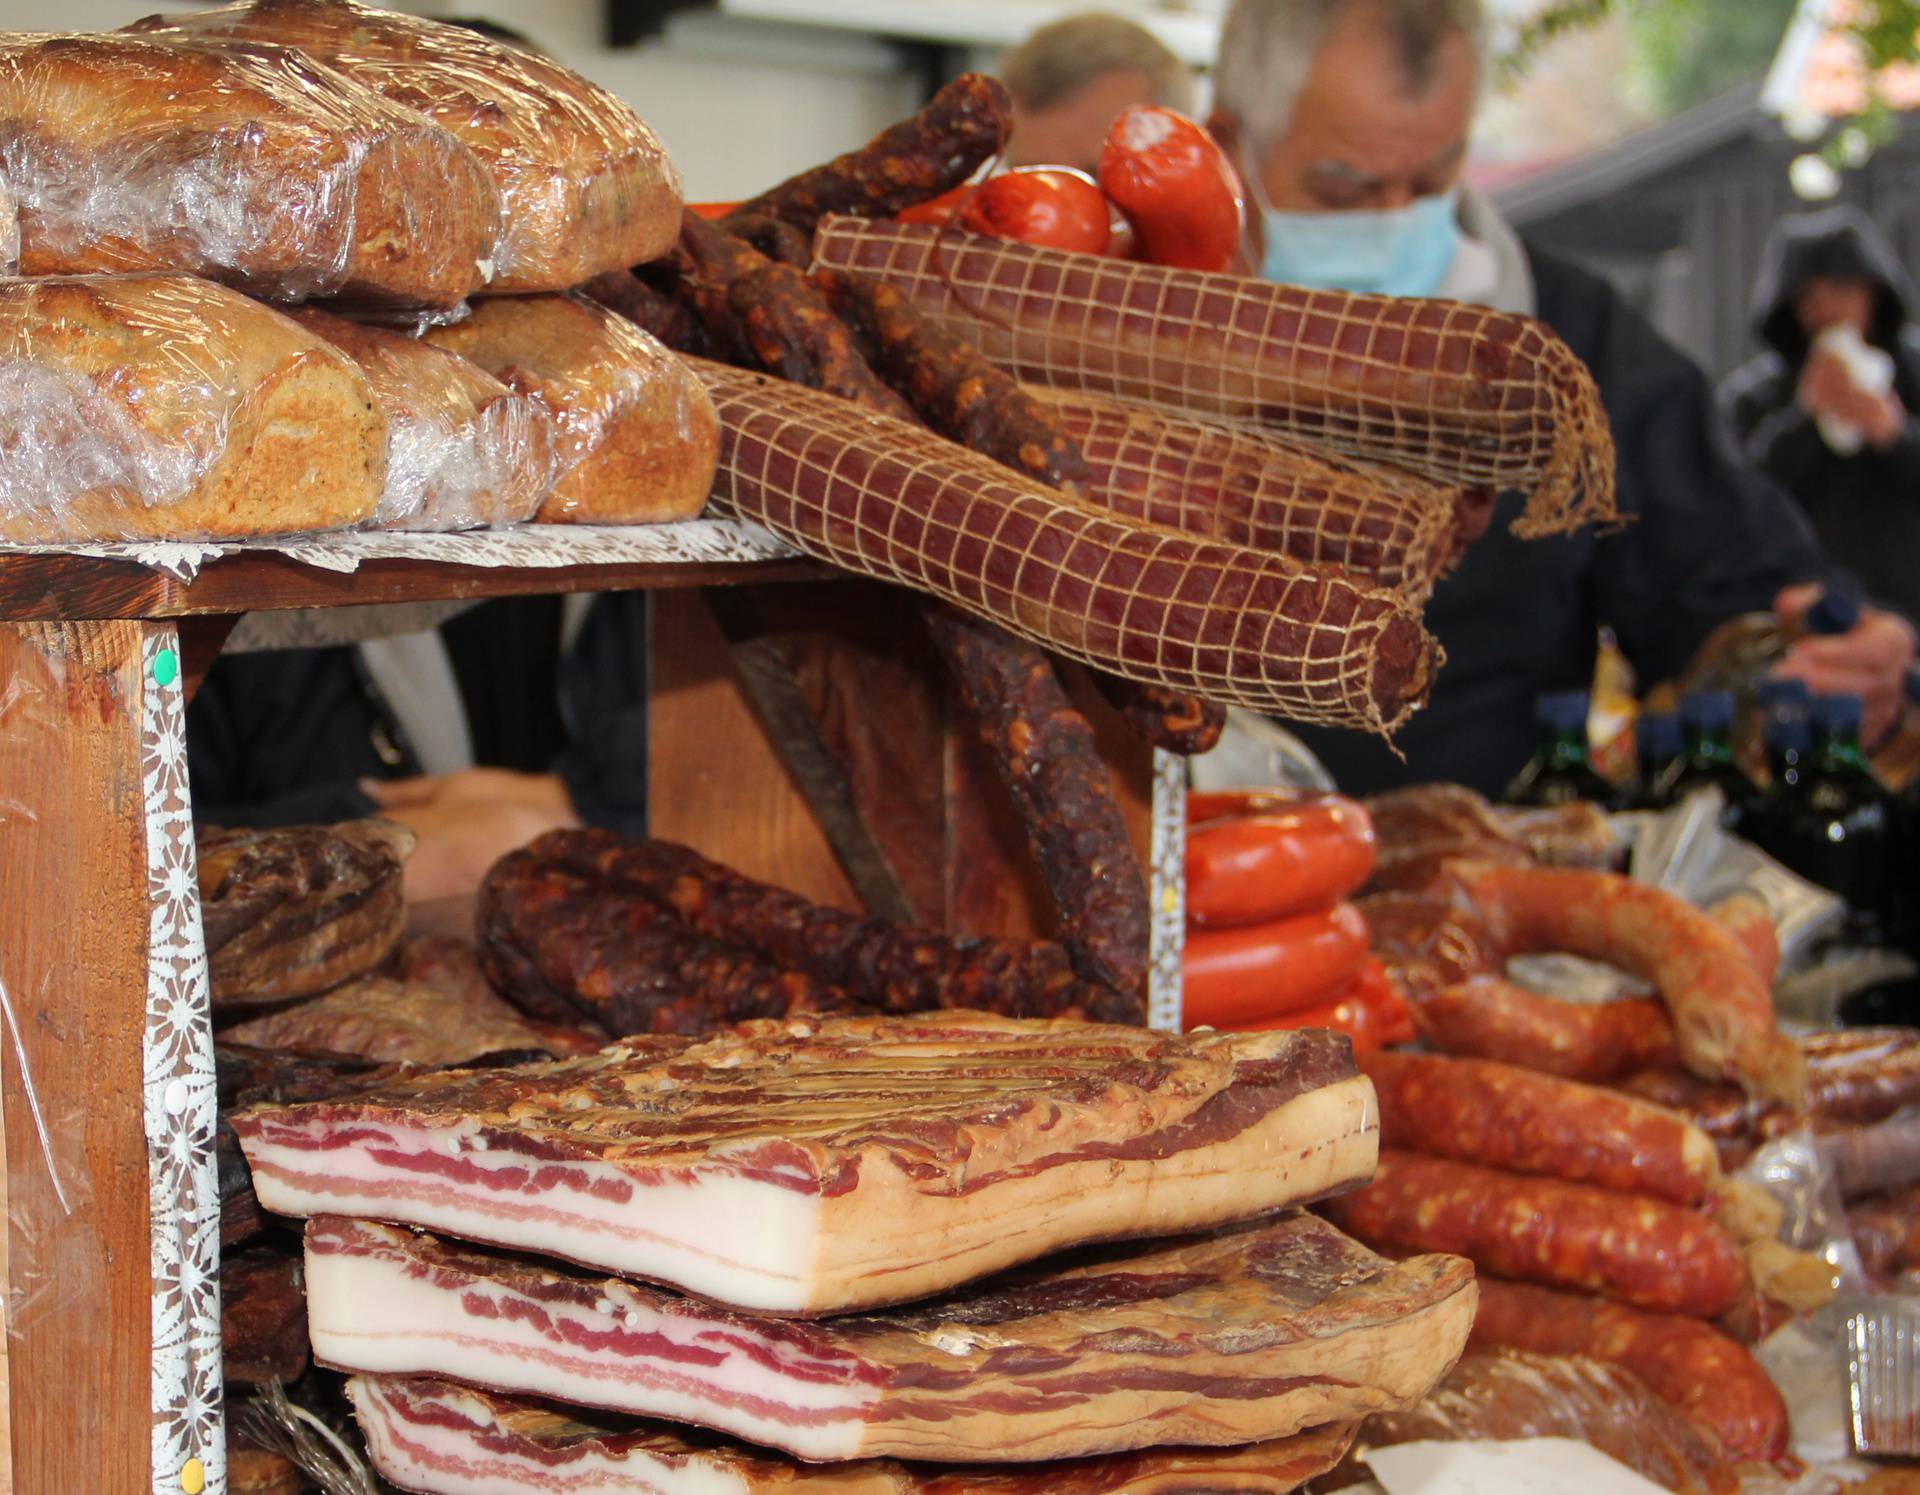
[1205,0,1917,794]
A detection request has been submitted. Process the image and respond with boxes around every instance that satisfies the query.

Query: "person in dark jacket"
[189,593,650,901]
[1202,0,1916,796]
[1720,207,1920,624]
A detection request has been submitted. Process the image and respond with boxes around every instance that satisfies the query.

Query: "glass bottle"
[1506,691,1615,807]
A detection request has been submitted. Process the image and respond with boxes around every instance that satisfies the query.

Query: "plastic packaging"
[1737,1128,1869,1293]
[1809,323,1895,455]
[0,272,388,544]
[285,308,555,530]
[0,32,499,307]
[423,293,718,525]
[1327,1351,1737,1495]
[0,168,16,277]
[127,0,683,292]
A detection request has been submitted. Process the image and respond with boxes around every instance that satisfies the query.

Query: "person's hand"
[1772,584,1918,747]
[1798,348,1905,447]
[361,768,580,904]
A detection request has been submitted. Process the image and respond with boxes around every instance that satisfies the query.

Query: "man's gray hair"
[1002,11,1197,116]
[1214,0,1487,148]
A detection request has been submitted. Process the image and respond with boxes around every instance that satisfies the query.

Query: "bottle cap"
[1637,711,1682,758]
[1807,587,1863,636]
[1535,690,1589,733]
[1679,690,1736,734]
[1811,692,1865,734]
[1756,676,1812,709]
[1763,712,1812,754]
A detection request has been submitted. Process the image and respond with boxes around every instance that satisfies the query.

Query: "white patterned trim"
[1146,747,1187,1032]
[3,518,797,583]
[141,626,226,1495]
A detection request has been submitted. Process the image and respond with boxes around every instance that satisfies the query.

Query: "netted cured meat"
[696,359,1438,730]
[1036,389,1464,602]
[810,218,1616,536]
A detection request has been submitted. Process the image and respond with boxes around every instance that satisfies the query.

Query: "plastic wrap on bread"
[285,307,554,530]
[0,169,16,276]
[0,272,386,543]
[0,31,499,306]
[424,294,717,525]
[127,0,683,290]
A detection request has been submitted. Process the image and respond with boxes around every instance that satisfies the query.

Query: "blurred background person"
[1722,206,1920,626]
[1000,11,1197,173]
[1203,0,1914,793]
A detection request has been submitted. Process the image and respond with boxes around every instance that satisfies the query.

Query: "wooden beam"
[0,622,153,1491]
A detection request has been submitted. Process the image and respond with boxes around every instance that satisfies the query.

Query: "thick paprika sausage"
[1182,902,1368,1028]
[1321,1150,1748,1317]
[1186,795,1375,927]
[1360,1051,1721,1204]
[1470,1278,1789,1462]
[1415,978,1679,1081]
[1447,861,1804,1106]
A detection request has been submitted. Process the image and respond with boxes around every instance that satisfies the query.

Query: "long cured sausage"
[810,216,1616,535]
[1321,1150,1748,1318]
[522,829,1143,1024]
[925,605,1150,993]
[1446,862,1804,1106]
[1034,388,1465,602]
[694,359,1439,730]
[1470,1278,1789,1462]
[1415,977,1679,1082]
[1359,1051,1721,1205]
[732,73,1012,234]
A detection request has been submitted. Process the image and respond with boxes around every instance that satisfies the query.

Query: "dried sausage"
[1322,1150,1748,1318]
[1359,1051,1721,1204]
[1416,978,1679,1081]
[1469,1278,1789,1461]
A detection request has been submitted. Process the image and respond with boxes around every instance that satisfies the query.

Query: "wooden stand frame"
[0,538,1185,1493]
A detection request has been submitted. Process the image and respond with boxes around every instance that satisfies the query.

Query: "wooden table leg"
[0,621,225,1494]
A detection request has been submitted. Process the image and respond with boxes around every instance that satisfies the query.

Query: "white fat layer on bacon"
[309,1246,873,1461]
[242,1119,823,1310]
[349,1377,757,1495]
[248,1076,1380,1314]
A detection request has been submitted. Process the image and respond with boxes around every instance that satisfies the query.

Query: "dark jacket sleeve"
[186,647,407,828]
[1529,249,1834,688]
[551,592,651,838]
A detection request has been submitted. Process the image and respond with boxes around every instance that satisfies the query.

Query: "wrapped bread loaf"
[129,0,683,291]
[424,294,717,524]
[0,32,499,306]
[198,820,413,1008]
[0,273,386,543]
[285,307,554,529]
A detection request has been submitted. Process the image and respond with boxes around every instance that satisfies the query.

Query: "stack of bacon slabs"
[229,1010,1476,1493]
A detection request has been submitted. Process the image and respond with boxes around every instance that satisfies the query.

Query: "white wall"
[9,0,924,201]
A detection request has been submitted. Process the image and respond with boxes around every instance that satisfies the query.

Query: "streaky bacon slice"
[231,1010,1378,1315]
[307,1212,1474,1462]
[346,1373,1364,1494]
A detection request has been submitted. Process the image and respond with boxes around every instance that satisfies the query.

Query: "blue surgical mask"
[1250,182,1465,298]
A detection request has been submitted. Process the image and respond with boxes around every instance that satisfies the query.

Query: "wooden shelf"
[0,522,824,622]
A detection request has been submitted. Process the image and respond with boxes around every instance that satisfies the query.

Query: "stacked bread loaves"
[0,3,715,543]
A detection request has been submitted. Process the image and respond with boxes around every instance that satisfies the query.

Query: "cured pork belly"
[347,1375,1361,1494]
[232,1012,1377,1314]
[307,1214,1472,1461]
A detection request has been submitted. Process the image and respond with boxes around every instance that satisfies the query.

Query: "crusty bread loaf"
[287,307,555,530]
[424,294,717,524]
[128,0,683,291]
[0,273,386,544]
[0,32,499,306]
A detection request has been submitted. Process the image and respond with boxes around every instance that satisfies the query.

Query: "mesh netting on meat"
[695,359,1440,733]
[1033,388,1462,604]
[811,217,1616,540]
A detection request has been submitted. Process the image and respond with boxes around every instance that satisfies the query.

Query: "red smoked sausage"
[1470,1278,1789,1462]
[1182,902,1368,1028]
[1321,1150,1748,1318]
[1360,1050,1721,1204]
[1185,794,1375,926]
